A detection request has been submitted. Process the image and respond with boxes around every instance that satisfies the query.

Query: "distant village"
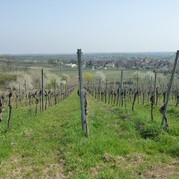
[0,52,178,72]
[47,52,177,72]
[61,58,175,72]
[84,58,174,71]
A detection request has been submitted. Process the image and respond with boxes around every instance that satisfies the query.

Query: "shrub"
[61,74,70,82]
[95,71,106,82]
[139,123,161,139]
[0,73,17,89]
[84,72,93,83]
[167,146,179,157]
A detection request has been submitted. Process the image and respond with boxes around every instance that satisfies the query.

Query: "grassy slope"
[0,91,178,178]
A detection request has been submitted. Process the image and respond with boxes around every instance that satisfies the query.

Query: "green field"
[0,90,178,178]
[51,67,179,85]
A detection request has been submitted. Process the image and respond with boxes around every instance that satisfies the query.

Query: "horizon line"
[0,51,176,56]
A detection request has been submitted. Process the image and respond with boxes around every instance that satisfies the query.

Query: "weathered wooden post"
[19,82,21,107]
[77,49,87,133]
[132,91,138,112]
[105,79,108,104]
[44,91,47,110]
[24,80,27,106]
[150,95,154,121]
[5,92,12,133]
[15,93,18,109]
[54,79,57,105]
[98,79,101,101]
[35,94,38,115]
[112,78,115,105]
[41,69,44,111]
[120,70,123,107]
[149,76,153,102]
[154,71,157,105]
[136,71,140,104]
[29,92,32,115]
[161,50,179,127]
[129,78,133,102]
[176,94,179,107]
[39,81,41,112]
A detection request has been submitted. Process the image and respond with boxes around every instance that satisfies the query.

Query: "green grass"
[0,91,179,178]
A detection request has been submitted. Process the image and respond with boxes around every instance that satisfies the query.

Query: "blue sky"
[0,0,179,54]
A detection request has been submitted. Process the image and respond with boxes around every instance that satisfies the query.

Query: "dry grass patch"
[42,163,66,179]
[89,153,178,178]
[143,162,179,179]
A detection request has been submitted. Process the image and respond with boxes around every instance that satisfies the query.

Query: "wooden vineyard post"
[116,76,119,106]
[99,84,102,102]
[59,85,62,102]
[35,93,38,115]
[111,79,115,105]
[120,70,123,107]
[5,92,12,133]
[41,69,44,111]
[15,93,18,109]
[19,82,21,107]
[142,87,145,105]
[98,79,101,101]
[150,95,154,121]
[148,77,153,102]
[136,72,139,104]
[176,94,179,107]
[105,79,108,104]
[45,91,48,110]
[161,50,179,128]
[63,84,66,100]
[29,92,32,115]
[108,82,111,105]
[154,71,157,105]
[132,91,138,112]
[39,82,42,112]
[65,85,67,100]
[127,78,131,102]
[24,80,27,106]
[54,79,57,105]
[77,49,88,137]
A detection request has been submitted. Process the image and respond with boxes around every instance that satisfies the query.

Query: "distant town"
[0,52,178,72]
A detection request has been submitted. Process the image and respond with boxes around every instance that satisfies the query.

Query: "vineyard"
[0,53,179,178]
[84,70,179,125]
[0,68,76,132]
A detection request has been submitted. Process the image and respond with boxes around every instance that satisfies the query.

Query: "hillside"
[0,91,178,178]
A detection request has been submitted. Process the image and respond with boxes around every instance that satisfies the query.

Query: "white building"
[64,63,77,68]
[106,63,115,68]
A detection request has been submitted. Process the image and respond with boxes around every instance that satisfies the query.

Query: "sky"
[0,0,179,54]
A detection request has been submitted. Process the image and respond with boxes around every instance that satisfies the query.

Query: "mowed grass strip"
[58,92,179,178]
[0,94,78,178]
[0,91,178,178]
